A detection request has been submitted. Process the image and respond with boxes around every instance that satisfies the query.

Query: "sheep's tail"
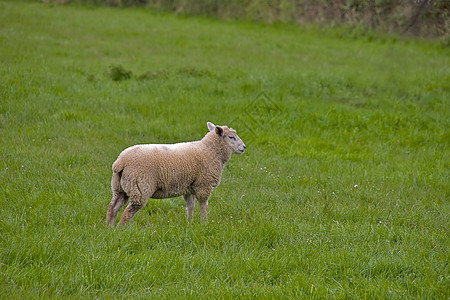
[111,159,124,193]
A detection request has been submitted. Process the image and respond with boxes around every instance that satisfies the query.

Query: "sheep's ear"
[215,126,224,137]
[207,122,215,131]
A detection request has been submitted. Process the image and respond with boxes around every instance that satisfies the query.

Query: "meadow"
[0,0,449,298]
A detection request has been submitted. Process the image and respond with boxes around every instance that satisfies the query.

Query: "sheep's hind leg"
[107,192,129,226]
[121,191,149,225]
[121,202,143,225]
[183,194,195,222]
[120,179,153,225]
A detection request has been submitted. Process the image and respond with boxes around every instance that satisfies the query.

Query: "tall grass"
[0,0,449,298]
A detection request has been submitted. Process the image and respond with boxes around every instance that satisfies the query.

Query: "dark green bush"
[106,64,133,81]
[41,0,449,37]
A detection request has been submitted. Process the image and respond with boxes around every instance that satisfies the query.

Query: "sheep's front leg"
[183,194,195,222]
[196,189,212,222]
[199,200,208,221]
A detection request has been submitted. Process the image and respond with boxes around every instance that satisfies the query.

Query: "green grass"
[0,0,449,298]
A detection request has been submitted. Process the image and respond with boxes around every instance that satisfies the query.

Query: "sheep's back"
[117,143,206,198]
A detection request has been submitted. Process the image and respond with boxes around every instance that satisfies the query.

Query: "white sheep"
[107,122,246,226]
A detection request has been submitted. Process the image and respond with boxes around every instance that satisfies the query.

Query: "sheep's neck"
[202,133,232,165]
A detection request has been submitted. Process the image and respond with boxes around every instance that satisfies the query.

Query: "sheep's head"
[207,122,246,154]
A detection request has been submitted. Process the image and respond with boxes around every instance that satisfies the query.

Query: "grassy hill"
[0,1,448,298]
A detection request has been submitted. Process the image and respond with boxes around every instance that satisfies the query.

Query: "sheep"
[106,122,246,226]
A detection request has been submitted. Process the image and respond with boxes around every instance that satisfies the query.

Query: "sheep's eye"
[229,135,236,140]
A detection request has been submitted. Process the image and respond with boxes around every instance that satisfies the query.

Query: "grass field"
[0,0,449,298]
